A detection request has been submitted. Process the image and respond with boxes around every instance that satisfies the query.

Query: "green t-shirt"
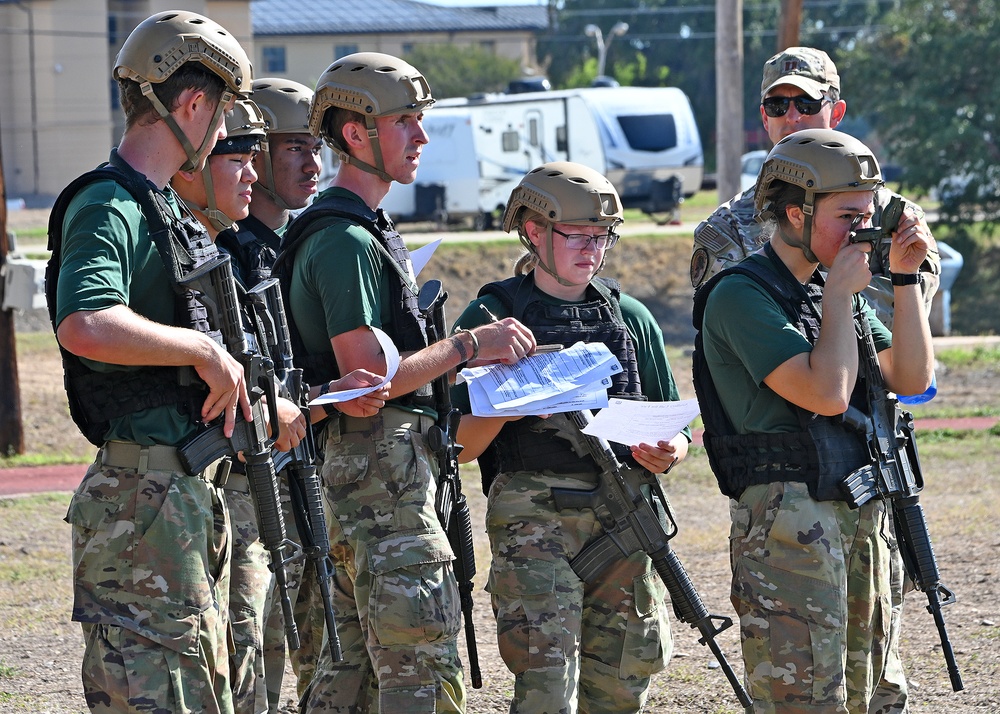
[56,176,197,445]
[702,255,892,434]
[451,276,690,441]
[287,187,398,357]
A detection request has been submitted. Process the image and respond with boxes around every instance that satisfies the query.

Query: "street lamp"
[584,21,629,80]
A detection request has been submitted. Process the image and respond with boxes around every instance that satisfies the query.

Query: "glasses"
[761,95,831,117]
[551,227,619,251]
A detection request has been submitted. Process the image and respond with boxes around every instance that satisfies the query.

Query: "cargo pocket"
[321,428,374,487]
[488,559,568,674]
[620,570,671,678]
[733,555,846,705]
[367,530,461,647]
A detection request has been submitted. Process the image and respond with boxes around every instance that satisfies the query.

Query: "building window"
[479,40,495,54]
[402,43,414,55]
[335,44,359,59]
[262,46,287,74]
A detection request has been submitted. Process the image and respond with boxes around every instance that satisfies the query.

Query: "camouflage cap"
[760,47,840,100]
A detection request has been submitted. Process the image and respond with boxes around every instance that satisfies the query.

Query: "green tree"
[839,0,1000,222]
[405,44,523,100]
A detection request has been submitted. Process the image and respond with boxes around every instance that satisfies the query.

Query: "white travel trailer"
[380,85,704,227]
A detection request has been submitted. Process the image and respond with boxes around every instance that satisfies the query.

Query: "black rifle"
[840,308,964,691]
[177,254,300,654]
[417,279,482,689]
[550,410,753,710]
[245,277,342,663]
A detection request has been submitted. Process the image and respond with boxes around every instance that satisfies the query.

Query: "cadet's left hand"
[889,207,931,275]
[272,396,307,452]
[630,433,689,474]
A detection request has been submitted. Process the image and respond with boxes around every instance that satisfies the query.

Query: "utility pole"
[715,0,744,201]
[778,0,804,50]
[0,131,26,456]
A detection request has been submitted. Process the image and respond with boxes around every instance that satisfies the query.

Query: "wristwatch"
[890,272,922,286]
[317,381,340,417]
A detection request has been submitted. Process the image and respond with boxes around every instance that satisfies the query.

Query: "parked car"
[740,150,768,193]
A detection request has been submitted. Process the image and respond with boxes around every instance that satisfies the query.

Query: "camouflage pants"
[486,469,672,714]
[730,481,907,713]
[225,481,272,713]
[65,444,233,713]
[301,410,465,713]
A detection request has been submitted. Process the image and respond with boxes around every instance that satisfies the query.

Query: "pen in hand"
[480,304,500,323]
[480,304,561,354]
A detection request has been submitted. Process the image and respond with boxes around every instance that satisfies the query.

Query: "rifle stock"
[418,279,482,689]
[841,309,963,691]
[552,410,752,710]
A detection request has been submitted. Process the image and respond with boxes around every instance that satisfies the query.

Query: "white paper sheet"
[468,377,612,417]
[307,327,399,405]
[460,341,622,412]
[580,397,701,446]
[409,239,442,277]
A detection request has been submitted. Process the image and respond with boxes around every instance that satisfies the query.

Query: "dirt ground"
[3,217,1000,712]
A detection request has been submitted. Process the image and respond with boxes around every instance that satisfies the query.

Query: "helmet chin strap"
[141,81,234,173]
[519,224,585,288]
[256,145,293,212]
[325,116,394,183]
[777,192,820,264]
[183,167,234,234]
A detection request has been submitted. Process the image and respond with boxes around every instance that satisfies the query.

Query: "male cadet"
[213,77,330,708]
[691,47,940,330]
[274,52,535,712]
[47,11,252,712]
[218,77,322,288]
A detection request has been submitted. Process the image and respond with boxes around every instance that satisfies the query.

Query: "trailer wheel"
[473,211,494,231]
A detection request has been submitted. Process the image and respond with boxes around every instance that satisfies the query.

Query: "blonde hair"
[512,210,548,276]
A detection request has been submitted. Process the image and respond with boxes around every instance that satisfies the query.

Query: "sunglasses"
[551,227,619,251]
[761,95,831,117]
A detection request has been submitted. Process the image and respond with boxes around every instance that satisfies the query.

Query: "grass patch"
[936,345,1000,369]
[0,661,19,678]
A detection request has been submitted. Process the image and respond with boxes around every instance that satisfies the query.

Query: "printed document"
[580,397,701,446]
[461,342,622,416]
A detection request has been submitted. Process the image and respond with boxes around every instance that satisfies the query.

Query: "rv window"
[617,114,678,153]
[502,130,520,153]
[529,118,539,147]
[556,125,568,153]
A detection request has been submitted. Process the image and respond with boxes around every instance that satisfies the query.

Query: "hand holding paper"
[308,327,399,405]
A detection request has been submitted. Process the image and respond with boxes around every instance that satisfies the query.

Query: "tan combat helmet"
[755,128,882,262]
[502,161,624,286]
[251,78,314,210]
[308,52,434,182]
[114,10,253,171]
[192,99,267,233]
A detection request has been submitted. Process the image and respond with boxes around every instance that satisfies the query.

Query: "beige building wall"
[0,0,532,200]
[255,32,537,90]
[1,0,113,198]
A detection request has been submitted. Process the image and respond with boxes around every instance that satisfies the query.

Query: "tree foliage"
[406,44,523,100]
[838,0,1000,222]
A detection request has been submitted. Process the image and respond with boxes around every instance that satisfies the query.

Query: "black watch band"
[890,272,922,286]
[317,381,339,417]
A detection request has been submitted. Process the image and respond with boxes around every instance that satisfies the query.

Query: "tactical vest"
[45,150,220,446]
[691,244,872,501]
[476,273,645,490]
[272,195,430,404]
[217,212,282,289]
